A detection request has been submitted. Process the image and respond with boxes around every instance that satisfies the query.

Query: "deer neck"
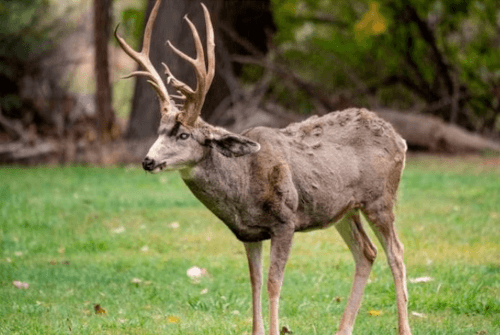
[179,149,251,212]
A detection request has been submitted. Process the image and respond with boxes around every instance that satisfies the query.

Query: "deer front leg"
[245,241,265,335]
[268,227,294,335]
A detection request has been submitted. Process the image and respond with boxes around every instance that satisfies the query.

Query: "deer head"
[115,0,260,173]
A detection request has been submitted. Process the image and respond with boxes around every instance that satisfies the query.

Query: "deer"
[115,1,411,334]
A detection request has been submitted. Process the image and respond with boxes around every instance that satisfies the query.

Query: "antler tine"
[202,3,215,90]
[166,3,216,126]
[115,0,171,112]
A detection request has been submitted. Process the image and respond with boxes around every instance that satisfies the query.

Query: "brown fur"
[144,107,411,335]
[117,2,413,333]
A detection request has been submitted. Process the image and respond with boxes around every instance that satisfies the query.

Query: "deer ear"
[209,134,261,158]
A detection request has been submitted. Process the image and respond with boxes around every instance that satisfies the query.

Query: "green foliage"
[114,0,148,50]
[271,0,500,132]
[0,0,67,115]
[1,160,499,333]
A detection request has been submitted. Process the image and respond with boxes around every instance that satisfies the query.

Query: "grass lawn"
[1,156,499,334]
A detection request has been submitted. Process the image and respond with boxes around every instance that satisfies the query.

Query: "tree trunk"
[126,0,275,139]
[94,0,114,142]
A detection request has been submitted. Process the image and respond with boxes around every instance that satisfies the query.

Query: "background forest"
[1,0,500,163]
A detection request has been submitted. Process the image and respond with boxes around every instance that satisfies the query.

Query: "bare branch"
[404,4,454,96]
[0,108,28,141]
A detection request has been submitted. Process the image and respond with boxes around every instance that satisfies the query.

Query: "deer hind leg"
[335,211,378,335]
[268,227,294,335]
[244,241,265,335]
[362,199,412,335]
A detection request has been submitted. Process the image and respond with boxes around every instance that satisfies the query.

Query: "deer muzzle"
[142,156,161,172]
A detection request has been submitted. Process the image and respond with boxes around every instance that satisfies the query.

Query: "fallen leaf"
[13,281,29,289]
[334,296,343,302]
[167,315,180,323]
[94,304,106,314]
[6,257,12,263]
[281,326,293,334]
[409,276,434,283]
[411,311,427,318]
[131,278,142,285]
[58,246,66,254]
[112,226,125,234]
[369,310,382,316]
[200,288,208,295]
[187,266,208,280]
[140,245,149,252]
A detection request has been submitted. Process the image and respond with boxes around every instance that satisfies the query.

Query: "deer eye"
[178,133,190,140]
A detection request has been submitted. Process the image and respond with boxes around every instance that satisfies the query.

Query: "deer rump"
[183,108,407,243]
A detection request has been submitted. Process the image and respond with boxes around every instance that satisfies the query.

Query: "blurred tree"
[125,0,275,139]
[0,0,62,118]
[272,0,500,134]
[94,0,115,142]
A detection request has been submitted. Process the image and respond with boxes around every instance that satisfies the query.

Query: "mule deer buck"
[115,1,411,334]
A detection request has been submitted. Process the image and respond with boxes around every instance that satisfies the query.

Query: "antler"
[165,3,215,126]
[114,0,172,113]
[115,0,215,126]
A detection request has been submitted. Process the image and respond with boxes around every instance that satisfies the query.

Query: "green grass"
[1,157,499,334]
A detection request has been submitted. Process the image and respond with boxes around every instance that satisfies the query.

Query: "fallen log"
[375,109,500,153]
[0,141,58,163]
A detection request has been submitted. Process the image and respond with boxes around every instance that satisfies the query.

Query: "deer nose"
[142,157,156,171]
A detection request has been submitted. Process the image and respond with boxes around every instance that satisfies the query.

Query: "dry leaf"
[13,281,29,289]
[369,310,382,316]
[167,315,180,323]
[334,296,343,302]
[187,266,208,280]
[94,304,106,314]
[281,326,293,334]
[58,247,66,254]
[200,288,208,295]
[112,226,125,234]
[409,276,434,283]
[131,277,142,284]
[411,311,427,318]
